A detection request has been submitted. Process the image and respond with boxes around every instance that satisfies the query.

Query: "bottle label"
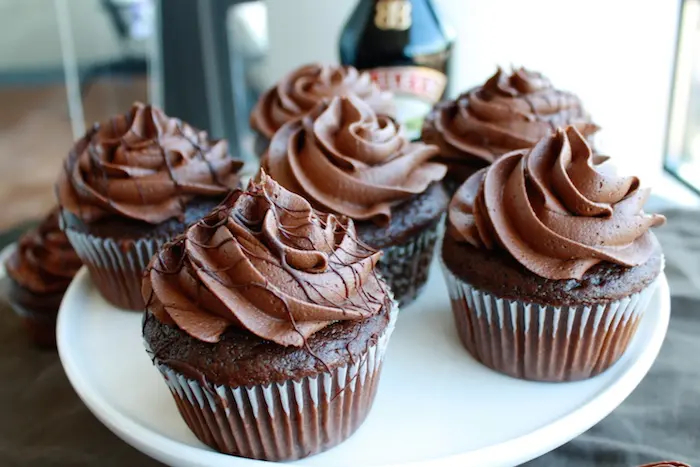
[374,0,412,31]
[369,66,447,140]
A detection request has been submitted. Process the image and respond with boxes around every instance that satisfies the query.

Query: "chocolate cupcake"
[441,126,665,382]
[56,102,243,310]
[263,95,448,306]
[4,208,82,347]
[638,463,691,467]
[250,63,393,157]
[423,67,600,193]
[142,174,397,461]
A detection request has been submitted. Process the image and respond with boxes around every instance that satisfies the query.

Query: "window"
[665,0,700,193]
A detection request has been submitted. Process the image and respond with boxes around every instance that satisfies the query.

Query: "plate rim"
[0,242,16,277]
[57,268,671,467]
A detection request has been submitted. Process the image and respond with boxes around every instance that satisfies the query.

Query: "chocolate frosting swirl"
[6,208,82,294]
[143,173,387,346]
[448,126,665,280]
[56,102,243,224]
[250,63,394,139]
[264,95,446,225]
[423,67,600,168]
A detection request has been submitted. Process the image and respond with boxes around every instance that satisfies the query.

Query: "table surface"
[1,211,698,467]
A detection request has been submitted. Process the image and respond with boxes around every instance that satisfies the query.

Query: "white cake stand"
[56,262,670,467]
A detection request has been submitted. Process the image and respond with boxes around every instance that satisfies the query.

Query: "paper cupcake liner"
[442,264,658,382]
[155,304,398,462]
[378,220,440,307]
[64,229,167,310]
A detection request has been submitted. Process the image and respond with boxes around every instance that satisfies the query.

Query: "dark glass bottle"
[339,0,455,140]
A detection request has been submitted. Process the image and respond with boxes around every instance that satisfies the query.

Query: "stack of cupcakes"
[415,66,665,381]
[5,60,665,462]
[134,65,440,461]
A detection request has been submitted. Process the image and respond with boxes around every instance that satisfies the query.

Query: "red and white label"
[369,66,447,104]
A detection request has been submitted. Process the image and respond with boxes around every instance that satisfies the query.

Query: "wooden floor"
[0,77,147,230]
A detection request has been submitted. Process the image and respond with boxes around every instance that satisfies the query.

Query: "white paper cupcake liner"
[64,229,166,310]
[155,303,398,461]
[442,264,659,382]
[378,220,440,307]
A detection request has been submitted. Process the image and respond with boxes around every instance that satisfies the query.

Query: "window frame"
[664,0,700,195]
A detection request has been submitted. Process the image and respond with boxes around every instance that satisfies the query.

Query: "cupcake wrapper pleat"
[155,304,397,462]
[65,229,166,310]
[378,219,440,307]
[442,264,658,382]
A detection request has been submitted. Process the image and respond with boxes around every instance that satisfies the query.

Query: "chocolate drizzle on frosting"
[448,126,665,280]
[143,173,388,346]
[250,63,394,139]
[56,102,243,225]
[423,67,600,167]
[6,208,82,294]
[264,95,446,225]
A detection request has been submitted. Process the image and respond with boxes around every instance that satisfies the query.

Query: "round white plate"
[57,263,670,467]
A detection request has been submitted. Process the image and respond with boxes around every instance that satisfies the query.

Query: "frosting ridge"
[448,126,665,280]
[143,173,388,346]
[423,67,600,168]
[264,95,446,225]
[251,63,394,139]
[56,102,242,224]
[6,209,82,294]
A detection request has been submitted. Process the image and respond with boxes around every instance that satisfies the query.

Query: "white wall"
[263,0,681,186]
[264,0,356,81]
[440,0,680,187]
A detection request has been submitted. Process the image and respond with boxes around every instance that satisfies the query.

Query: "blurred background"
[0,0,697,230]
